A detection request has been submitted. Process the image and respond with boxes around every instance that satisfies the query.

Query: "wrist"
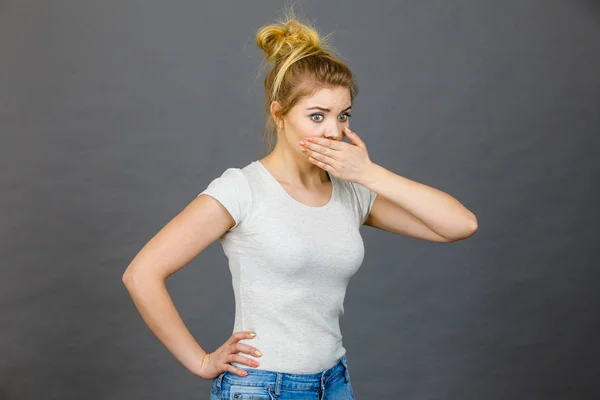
[188,349,209,376]
[359,161,382,188]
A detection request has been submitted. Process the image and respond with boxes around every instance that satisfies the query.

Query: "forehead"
[297,86,351,107]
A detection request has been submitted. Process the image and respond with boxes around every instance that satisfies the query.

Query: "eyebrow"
[305,105,352,112]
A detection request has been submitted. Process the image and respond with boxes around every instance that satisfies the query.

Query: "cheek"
[298,118,320,134]
[289,117,316,138]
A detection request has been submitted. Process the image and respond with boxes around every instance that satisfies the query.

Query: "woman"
[122,10,478,400]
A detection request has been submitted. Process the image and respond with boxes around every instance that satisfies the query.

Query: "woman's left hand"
[299,126,374,184]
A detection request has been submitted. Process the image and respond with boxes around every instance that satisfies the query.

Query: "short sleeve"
[349,181,378,225]
[197,168,253,231]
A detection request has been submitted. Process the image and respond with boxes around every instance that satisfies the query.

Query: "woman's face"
[272,85,352,156]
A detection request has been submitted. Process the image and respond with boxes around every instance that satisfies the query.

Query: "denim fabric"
[209,354,356,399]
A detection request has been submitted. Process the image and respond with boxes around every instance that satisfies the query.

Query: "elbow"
[122,271,132,285]
[459,213,478,240]
[465,212,478,236]
[122,266,144,287]
[122,270,135,287]
[122,263,136,284]
[444,213,478,242]
[122,267,164,288]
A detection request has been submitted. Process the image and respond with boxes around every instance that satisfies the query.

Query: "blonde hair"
[255,5,359,154]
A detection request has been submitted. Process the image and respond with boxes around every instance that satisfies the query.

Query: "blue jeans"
[209,354,356,399]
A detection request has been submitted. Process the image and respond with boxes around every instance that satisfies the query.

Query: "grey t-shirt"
[198,160,377,374]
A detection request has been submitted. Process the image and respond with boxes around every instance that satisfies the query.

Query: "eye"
[309,113,352,123]
[339,113,352,122]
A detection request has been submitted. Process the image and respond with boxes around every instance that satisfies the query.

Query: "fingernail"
[249,332,256,337]
[255,350,262,356]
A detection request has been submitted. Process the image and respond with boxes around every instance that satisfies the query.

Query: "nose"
[323,122,346,141]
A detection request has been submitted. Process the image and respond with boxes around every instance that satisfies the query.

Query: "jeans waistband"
[212,354,350,393]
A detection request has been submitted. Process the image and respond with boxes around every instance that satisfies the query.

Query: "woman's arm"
[361,162,478,242]
[122,194,236,375]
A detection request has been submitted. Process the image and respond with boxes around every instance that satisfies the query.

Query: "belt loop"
[319,370,326,400]
[214,371,226,391]
[340,356,350,383]
[272,371,282,398]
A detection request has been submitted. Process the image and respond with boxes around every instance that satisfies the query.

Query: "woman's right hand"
[196,331,262,380]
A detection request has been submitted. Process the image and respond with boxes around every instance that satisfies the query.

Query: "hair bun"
[256,19,323,63]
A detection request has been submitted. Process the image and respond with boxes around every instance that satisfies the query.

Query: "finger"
[308,156,332,171]
[226,363,249,377]
[229,342,262,360]
[228,331,256,345]
[304,142,334,158]
[344,127,366,149]
[229,353,260,368]
[308,137,344,151]
[234,343,262,358]
[307,150,335,166]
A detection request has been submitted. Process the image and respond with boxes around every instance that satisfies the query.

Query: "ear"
[270,101,284,129]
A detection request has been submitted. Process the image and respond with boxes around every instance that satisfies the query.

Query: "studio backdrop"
[1,1,599,399]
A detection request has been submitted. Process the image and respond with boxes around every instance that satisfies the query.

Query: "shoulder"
[203,161,256,190]
[197,162,255,231]
[202,167,252,194]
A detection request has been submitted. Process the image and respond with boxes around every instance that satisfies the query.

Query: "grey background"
[1,0,599,399]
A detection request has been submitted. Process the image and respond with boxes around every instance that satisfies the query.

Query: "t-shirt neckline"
[254,160,336,210]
